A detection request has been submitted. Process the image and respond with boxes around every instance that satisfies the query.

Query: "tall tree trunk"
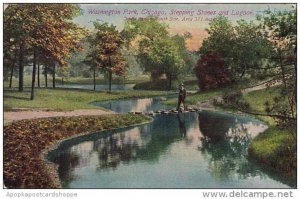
[61,77,64,85]
[30,49,37,100]
[240,63,247,79]
[45,65,48,88]
[93,67,96,91]
[169,76,172,90]
[9,65,14,88]
[52,64,56,88]
[37,62,40,88]
[18,42,24,92]
[108,56,112,93]
[9,50,17,88]
[108,70,112,93]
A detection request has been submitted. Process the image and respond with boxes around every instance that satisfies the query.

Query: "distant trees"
[123,17,193,89]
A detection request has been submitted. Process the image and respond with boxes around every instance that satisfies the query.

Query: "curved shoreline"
[3,114,153,188]
[40,117,154,188]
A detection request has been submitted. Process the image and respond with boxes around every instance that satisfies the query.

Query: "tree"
[221,7,296,130]
[199,16,272,81]
[257,7,296,129]
[123,17,192,89]
[4,4,86,99]
[3,42,18,88]
[194,52,232,90]
[200,16,235,58]
[149,37,186,89]
[122,17,169,80]
[231,20,272,79]
[86,22,127,92]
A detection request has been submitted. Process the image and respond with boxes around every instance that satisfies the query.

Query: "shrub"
[194,52,232,90]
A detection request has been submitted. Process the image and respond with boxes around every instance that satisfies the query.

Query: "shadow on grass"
[4,95,30,101]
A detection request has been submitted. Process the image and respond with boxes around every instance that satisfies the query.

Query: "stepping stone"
[155,110,162,114]
[135,111,142,114]
[147,111,155,116]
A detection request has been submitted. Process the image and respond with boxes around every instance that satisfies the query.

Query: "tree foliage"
[85,22,128,92]
[200,16,273,80]
[4,4,86,98]
[257,7,296,129]
[194,52,232,90]
[205,7,297,129]
[122,17,192,89]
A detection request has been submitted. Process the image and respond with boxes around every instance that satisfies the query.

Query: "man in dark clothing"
[177,83,187,111]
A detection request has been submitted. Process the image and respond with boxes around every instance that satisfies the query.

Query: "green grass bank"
[4,88,173,111]
[242,87,296,182]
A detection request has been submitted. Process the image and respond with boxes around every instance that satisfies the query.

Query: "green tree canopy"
[123,16,193,89]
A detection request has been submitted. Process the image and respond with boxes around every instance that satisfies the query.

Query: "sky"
[3,3,294,51]
[73,3,294,51]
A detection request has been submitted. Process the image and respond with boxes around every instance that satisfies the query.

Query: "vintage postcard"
[2,1,297,195]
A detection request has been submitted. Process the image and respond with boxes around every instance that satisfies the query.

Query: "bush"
[194,52,232,90]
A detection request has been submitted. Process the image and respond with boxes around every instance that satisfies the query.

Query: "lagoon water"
[57,84,135,91]
[92,97,172,113]
[48,98,293,188]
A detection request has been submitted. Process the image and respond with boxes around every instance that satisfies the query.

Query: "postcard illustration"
[3,3,296,189]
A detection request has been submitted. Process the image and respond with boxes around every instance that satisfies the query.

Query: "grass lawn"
[242,86,284,125]
[242,86,296,182]
[3,75,150,88]
[59,75,150,85]
[4,88,174,111]
[248,127,296,186]
[164,89,223,106]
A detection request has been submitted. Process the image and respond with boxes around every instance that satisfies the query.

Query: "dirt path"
[242,81,281,94]
[195,81,282,110]
[4,81,280,125]
[4,109,115,125]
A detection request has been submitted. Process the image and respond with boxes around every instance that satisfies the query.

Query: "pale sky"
[74,4,294,51]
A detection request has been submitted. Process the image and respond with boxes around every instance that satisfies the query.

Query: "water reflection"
[94,128,142,171]
[48,111,293,188]
[57,84,135,91]
[198,112,265,181]
[51,149,80,187]
[92,97,172,113]
[177,114,187,138]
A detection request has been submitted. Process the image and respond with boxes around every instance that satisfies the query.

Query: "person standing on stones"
[177,83,187,111]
